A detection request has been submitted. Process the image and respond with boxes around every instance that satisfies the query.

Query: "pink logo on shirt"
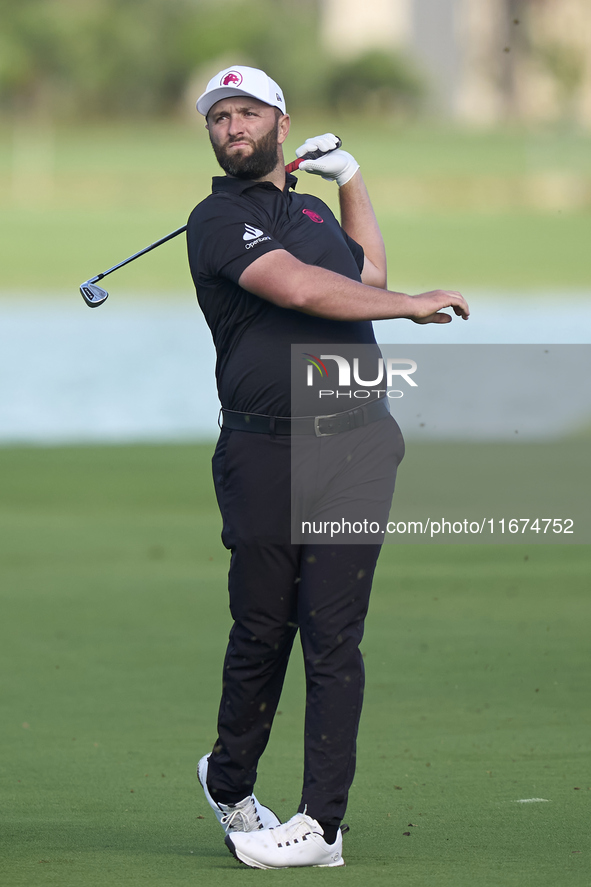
[302,209,324,224]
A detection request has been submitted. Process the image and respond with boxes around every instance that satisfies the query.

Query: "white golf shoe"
[197,755,280,833]
[225,811,345,869]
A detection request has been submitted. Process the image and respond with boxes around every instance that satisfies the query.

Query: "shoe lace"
[268,813,319,847]
[220,797,262,832]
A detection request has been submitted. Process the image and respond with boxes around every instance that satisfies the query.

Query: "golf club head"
[80,282,109,308]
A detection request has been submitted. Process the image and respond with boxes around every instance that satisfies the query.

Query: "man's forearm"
[238,249,469,324]
[338,171,387,287]
[274,259,405,320]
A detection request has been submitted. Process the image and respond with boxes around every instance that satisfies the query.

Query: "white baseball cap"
[196,65,286,118]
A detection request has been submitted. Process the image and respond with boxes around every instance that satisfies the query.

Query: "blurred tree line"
[0,0,425,119]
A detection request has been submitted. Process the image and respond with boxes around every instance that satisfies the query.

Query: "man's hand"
[296,133,359,186]
[407,290,470,324]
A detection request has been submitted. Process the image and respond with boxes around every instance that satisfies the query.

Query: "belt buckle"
[314,413,338,437]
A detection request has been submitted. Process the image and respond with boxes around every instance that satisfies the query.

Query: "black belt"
[220,398,390,437]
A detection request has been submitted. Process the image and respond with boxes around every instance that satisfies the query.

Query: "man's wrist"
[391,291,413,319]
[335,162,360,187]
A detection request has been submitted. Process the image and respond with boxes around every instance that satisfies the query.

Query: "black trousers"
[206,414,404,824]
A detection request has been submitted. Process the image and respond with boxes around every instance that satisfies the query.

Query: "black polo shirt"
[186,173,377,416]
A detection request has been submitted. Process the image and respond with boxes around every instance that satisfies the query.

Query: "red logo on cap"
[221,71,243,87]
[303,209,324,224]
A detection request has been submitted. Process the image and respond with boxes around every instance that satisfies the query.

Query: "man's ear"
[278,114,290,145]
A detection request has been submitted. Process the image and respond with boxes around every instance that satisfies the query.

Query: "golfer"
[187,65,469,870]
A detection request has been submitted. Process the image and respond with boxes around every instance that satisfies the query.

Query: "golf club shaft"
[87,225,187,285]
[83,139,341,291]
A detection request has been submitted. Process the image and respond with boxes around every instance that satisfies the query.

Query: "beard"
[211,120,280,180]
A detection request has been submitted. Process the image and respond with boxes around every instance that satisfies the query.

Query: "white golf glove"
[296,133,360,187]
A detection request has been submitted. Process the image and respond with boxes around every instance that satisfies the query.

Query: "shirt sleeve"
[187,194,283,285]
[340,228,365,276]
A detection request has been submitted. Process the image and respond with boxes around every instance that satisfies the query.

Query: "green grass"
[0,120,590,292]
[1,443,590,885]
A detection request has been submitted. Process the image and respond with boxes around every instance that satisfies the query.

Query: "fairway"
[1,121,590,293]
[1,444,589,886]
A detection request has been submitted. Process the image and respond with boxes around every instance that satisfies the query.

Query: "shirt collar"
[211,173,298,196]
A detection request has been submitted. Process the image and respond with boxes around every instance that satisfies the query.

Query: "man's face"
[206,97,287,180]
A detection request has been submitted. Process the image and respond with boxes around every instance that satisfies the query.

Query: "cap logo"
[221,71,243,87]
[302,209,324,224]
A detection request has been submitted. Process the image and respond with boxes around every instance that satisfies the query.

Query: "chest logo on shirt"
[243,224,264,241]
[302,209,324,224]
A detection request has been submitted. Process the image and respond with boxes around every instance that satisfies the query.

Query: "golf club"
[79,139,341,307]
